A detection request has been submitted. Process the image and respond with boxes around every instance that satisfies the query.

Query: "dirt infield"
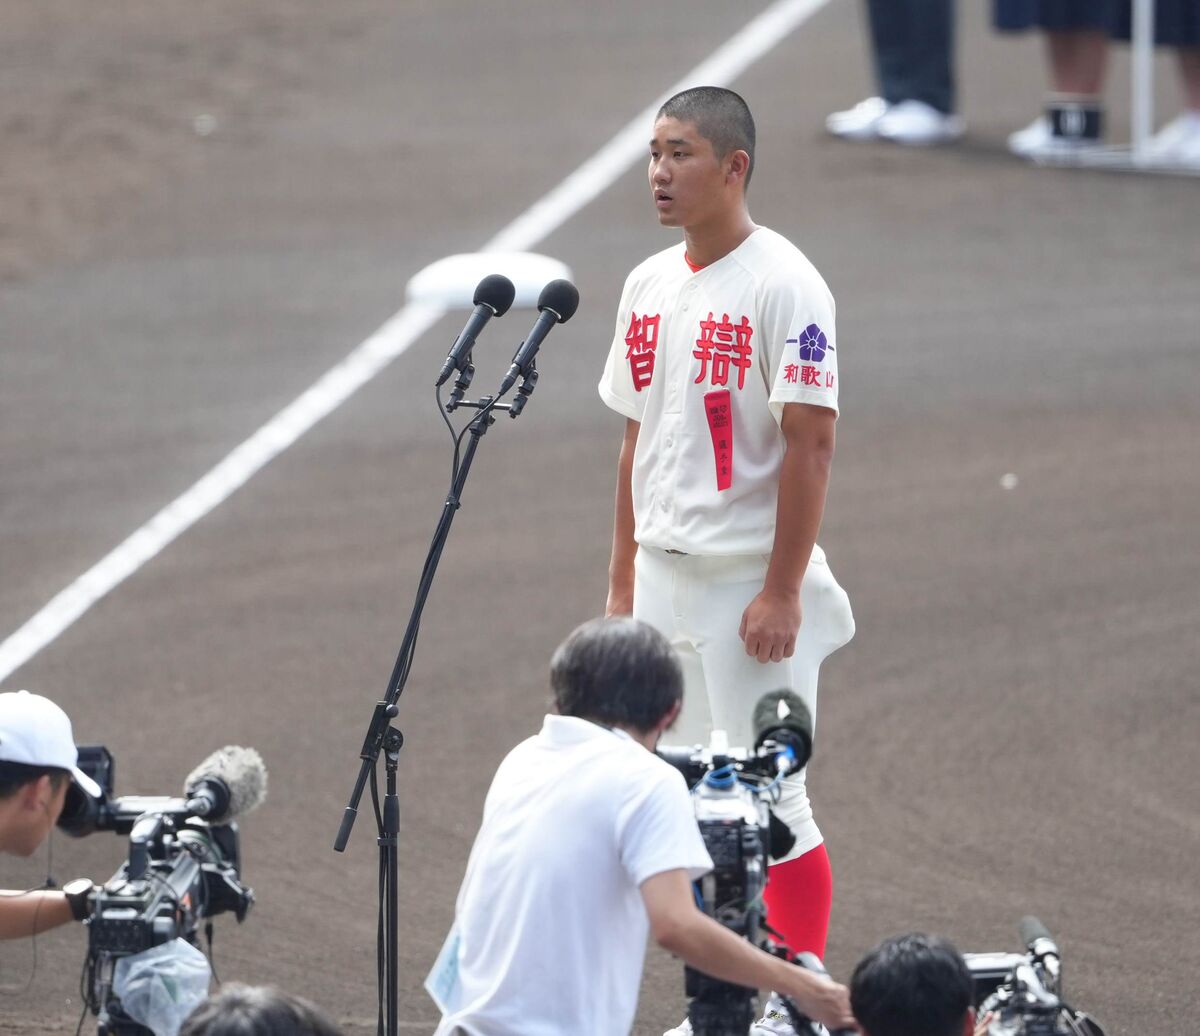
[2,2,1197,1034]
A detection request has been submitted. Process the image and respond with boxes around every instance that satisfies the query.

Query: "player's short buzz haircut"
[550,617,683,734]
[657,86,756,186]
[850,933,973,1036]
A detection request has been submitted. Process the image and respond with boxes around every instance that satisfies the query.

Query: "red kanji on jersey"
[693,312,753,389]
[783,363,800,384]
[799,364,822,386]
[624,312,660,392]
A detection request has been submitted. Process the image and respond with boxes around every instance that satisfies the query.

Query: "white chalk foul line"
[0,0,833,682]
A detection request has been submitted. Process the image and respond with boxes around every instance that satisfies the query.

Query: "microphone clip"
[507,362,538,419]
[446,360,476,412]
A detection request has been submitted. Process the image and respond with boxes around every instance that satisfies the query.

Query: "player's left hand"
[738,589,801,663]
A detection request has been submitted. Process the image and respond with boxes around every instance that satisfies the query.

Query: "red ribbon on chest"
[703,390,733,492]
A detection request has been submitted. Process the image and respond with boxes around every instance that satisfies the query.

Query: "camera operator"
[850,933,991,1036]
[0,690,99,939]
[433,617,854,1036]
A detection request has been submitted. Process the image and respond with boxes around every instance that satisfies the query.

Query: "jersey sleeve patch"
[772,319,838,417]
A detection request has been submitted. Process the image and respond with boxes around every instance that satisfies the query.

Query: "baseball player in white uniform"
[599,86,854,1034]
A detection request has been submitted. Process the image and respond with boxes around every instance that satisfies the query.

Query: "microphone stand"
[335,365,535,1036]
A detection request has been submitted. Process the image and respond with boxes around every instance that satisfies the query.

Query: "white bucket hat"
[0,690,102,798]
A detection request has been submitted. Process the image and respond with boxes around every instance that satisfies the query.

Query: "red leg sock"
[762,843,833,958]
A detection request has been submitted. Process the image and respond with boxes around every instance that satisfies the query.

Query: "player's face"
[648,117,730,229]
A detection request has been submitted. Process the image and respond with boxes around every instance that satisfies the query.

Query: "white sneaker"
[1008,115,1052,157]
[875,99,964,145]
[1144,111,1200,168]
[825,96,890,140]
[750,992,800,1035]
[1007,115,1101,160]
[662,1018,692,1036]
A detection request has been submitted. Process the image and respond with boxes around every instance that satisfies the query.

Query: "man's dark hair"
[657,86,756,185]
[0,763,68,801]
[550,617,682,734]
[850,933,972,1036]
[180,984,342,1036]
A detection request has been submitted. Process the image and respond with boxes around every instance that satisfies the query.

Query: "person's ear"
[964,1006,977,1036]
[726,149,750,187]
[21,775,52,814]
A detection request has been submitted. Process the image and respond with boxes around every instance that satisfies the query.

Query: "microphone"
[183,745,268,824]
[435,274,516,387]
[752,689,813,778]
[497,279,579,395]
[1018,915,1061,985]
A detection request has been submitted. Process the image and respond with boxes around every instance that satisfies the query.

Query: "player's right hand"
[739,588,801,663]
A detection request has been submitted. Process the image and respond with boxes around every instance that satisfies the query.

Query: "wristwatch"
[62,878,94,922]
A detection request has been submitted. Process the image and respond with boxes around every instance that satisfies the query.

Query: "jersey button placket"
[681,279,698,313]
[666,281,691,414]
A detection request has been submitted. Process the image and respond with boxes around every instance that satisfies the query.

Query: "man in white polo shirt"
[432,618,853,1036]
[0,689,100,938]
[600,87,855,1033]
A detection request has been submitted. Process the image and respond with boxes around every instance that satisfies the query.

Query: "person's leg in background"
[1139,0,1200,167]
[827,0,963,144]
[998,0,1114,158]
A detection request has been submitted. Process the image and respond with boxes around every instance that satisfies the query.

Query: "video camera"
[967,917,1106,1036]
[657,689,834,1036]
[57,744,266,1035]
[660,689,1107,1036]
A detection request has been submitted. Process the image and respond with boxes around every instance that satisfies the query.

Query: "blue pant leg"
[866,0,957,114]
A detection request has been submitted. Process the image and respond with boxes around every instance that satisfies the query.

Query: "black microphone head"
[184,745,268,824]
[1018,915,1055,949]
[537,279,579,323]
[474,274,516,317]
[752,688,814,766]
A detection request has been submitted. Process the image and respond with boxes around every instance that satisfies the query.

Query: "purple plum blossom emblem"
[792,323,827,362]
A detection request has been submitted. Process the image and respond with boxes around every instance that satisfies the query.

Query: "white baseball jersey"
[599,227,839,557]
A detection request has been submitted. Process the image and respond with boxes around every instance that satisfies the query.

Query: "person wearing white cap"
[0,689,99,938]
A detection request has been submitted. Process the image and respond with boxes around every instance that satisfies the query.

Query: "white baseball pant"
[633,544,855,862]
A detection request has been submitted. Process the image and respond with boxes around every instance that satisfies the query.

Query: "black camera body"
[61,746,255,1036]
[686,766,770,1035]
[660,735,1106,1036]
[86,814,252,956]
[659,737,807,1036]
[965,922,1107,1036]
